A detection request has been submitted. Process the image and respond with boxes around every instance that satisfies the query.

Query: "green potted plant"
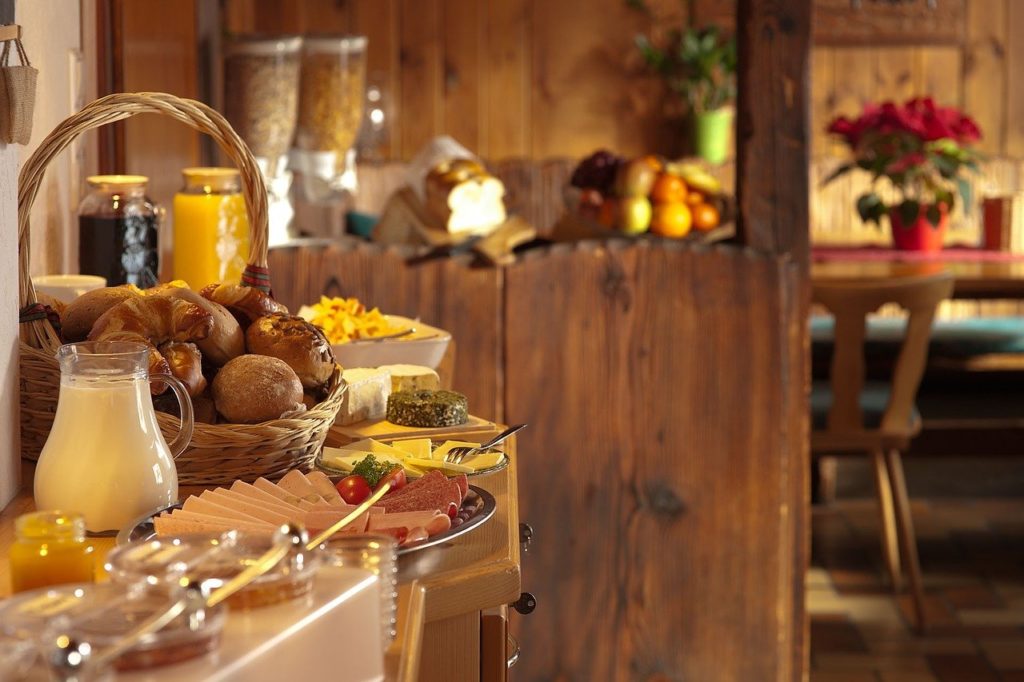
[631,2,736,164]
[825,97,982,252]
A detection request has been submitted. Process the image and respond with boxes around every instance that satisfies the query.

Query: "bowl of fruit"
[563,149,734,241]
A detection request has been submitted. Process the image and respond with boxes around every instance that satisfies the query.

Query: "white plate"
[331,315,451,370]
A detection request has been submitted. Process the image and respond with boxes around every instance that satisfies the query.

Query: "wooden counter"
[0,433,521,682]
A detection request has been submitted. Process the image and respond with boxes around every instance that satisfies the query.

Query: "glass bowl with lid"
[0,580,226,676]
[106,530,321,610]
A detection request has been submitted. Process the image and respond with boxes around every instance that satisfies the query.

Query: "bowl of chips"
[298,297,452,369]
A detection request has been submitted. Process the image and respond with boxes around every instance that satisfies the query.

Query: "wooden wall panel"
[963,0,1007,156]
[481,0,530,159]
[440,0,482,153]
[119,0,201,208]
[397,0,442,159]
[506,243,803,681]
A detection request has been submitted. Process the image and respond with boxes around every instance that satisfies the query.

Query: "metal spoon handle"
[306,481,392,550]
[480,424,527,450]
[88,597,188,670]
[206,523,307,608]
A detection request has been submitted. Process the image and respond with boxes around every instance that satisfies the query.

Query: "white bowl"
[331,315,451,369]
[32,274,106,303]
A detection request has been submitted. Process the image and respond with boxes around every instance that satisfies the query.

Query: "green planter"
[693,108,734,165]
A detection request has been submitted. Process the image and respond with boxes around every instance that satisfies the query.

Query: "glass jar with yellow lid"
[172,167,250,289]
[9,510,95,594]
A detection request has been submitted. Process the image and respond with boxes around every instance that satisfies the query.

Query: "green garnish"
[351,454,398,488]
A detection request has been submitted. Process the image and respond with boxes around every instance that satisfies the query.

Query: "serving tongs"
[46,523,308,681]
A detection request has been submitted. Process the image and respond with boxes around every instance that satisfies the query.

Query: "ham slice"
[230,481,305,512]
[160,509,275,535]
[277,470,328,504]
[303,510,369,534]
[253,478,320,510]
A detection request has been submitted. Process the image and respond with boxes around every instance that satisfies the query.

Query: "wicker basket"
[18,92,345,485]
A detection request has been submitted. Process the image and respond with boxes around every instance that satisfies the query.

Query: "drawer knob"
[511,591,536,615]
[519,522,534,552]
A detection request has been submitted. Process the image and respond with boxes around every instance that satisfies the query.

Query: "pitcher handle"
[150,372,195,460]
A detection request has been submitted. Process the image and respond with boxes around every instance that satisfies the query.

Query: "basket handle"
[18,92,271,317]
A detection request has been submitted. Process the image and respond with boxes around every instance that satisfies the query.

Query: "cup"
[32,274,106,304]
[324,534,399,645]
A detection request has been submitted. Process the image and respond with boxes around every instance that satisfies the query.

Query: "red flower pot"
[889,204,949,252]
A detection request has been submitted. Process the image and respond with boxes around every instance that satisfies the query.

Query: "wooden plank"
[481,0,529,159]
[120,0,201,208]
[810,47,836,159]
[814,0,965,46]
[736,0,812,262]
[872,47,919,103]
[963,0,1007,155]
[918,47,963,108]
[266,243,503,421]
[505,242,804,681]
[351,0,400,160]
[398,0,442,159]
[440,0,482,152]
[418,612,481,681]
[1005,0,1024,156]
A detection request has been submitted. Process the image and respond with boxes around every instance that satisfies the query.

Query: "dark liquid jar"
[78,175,160,288]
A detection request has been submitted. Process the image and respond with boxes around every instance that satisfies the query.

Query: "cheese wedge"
[379,365,440,393]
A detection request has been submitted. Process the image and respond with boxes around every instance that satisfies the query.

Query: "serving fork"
[444,424,527,464]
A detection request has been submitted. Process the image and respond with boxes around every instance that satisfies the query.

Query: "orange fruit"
[650,202,692,238]
[684,190,706,207]
[692,202,720,231]
[650,173,688,204]
[640,154,663,173]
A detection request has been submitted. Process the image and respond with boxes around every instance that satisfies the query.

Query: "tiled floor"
[810,498,1024,682]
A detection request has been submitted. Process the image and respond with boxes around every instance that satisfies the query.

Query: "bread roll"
[154,286,244,366]
[212,355,304,424]
[199,283,288,329]
[62,285,143,341]
[159,342,207,397]
[245,313,336,389]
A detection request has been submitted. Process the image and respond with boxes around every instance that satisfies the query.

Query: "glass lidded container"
[106,531,321,610]
[78,175,160,288]
[294,35,368,179]
[8,511,95,594]
[223,35,302,175]
[172,167,250,289]
[0,581,226,675]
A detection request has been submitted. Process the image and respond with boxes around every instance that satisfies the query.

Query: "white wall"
[18,0,82,277]
[0,0,85,507]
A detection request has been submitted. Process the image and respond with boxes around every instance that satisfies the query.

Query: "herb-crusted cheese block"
[379,364,441,393]
[387,390,468,428]
[338,368,391,425]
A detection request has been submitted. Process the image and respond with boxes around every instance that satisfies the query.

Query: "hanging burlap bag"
[0,37,37,144]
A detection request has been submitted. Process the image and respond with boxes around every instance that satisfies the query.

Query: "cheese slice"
[405,457,474,474]
[389,438,432,459]
[342,438,412,458]
[431,440,480,461]
[379,365,441,393]
[338,368,391,425]
[461,451,505,470]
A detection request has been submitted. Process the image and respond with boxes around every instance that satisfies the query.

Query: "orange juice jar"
[172,167,249,289]
[9,511,95,593]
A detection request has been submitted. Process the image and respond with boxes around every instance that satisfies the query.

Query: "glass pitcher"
[35,342,194,534]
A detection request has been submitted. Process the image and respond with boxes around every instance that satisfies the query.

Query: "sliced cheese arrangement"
[322,437,507,478]
[337,364,440,425]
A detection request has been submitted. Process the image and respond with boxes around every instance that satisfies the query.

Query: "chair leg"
[816,456,838,505]
[871,449,902,590]
[886,448,927,633]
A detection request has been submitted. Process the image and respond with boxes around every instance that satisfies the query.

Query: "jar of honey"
[172,167,250,289]
[9,511,95,593]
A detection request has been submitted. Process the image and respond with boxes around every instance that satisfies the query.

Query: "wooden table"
[0,432,521,682]
[812,255,1024,300]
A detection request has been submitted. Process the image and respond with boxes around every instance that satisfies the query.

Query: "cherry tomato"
[336,475,371,504]
[446,502,459,519]
[376,467,407,492]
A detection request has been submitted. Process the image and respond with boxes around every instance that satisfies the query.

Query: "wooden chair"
[811,272,954,632]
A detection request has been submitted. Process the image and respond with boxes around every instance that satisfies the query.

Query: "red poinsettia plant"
[825,97,982,229]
